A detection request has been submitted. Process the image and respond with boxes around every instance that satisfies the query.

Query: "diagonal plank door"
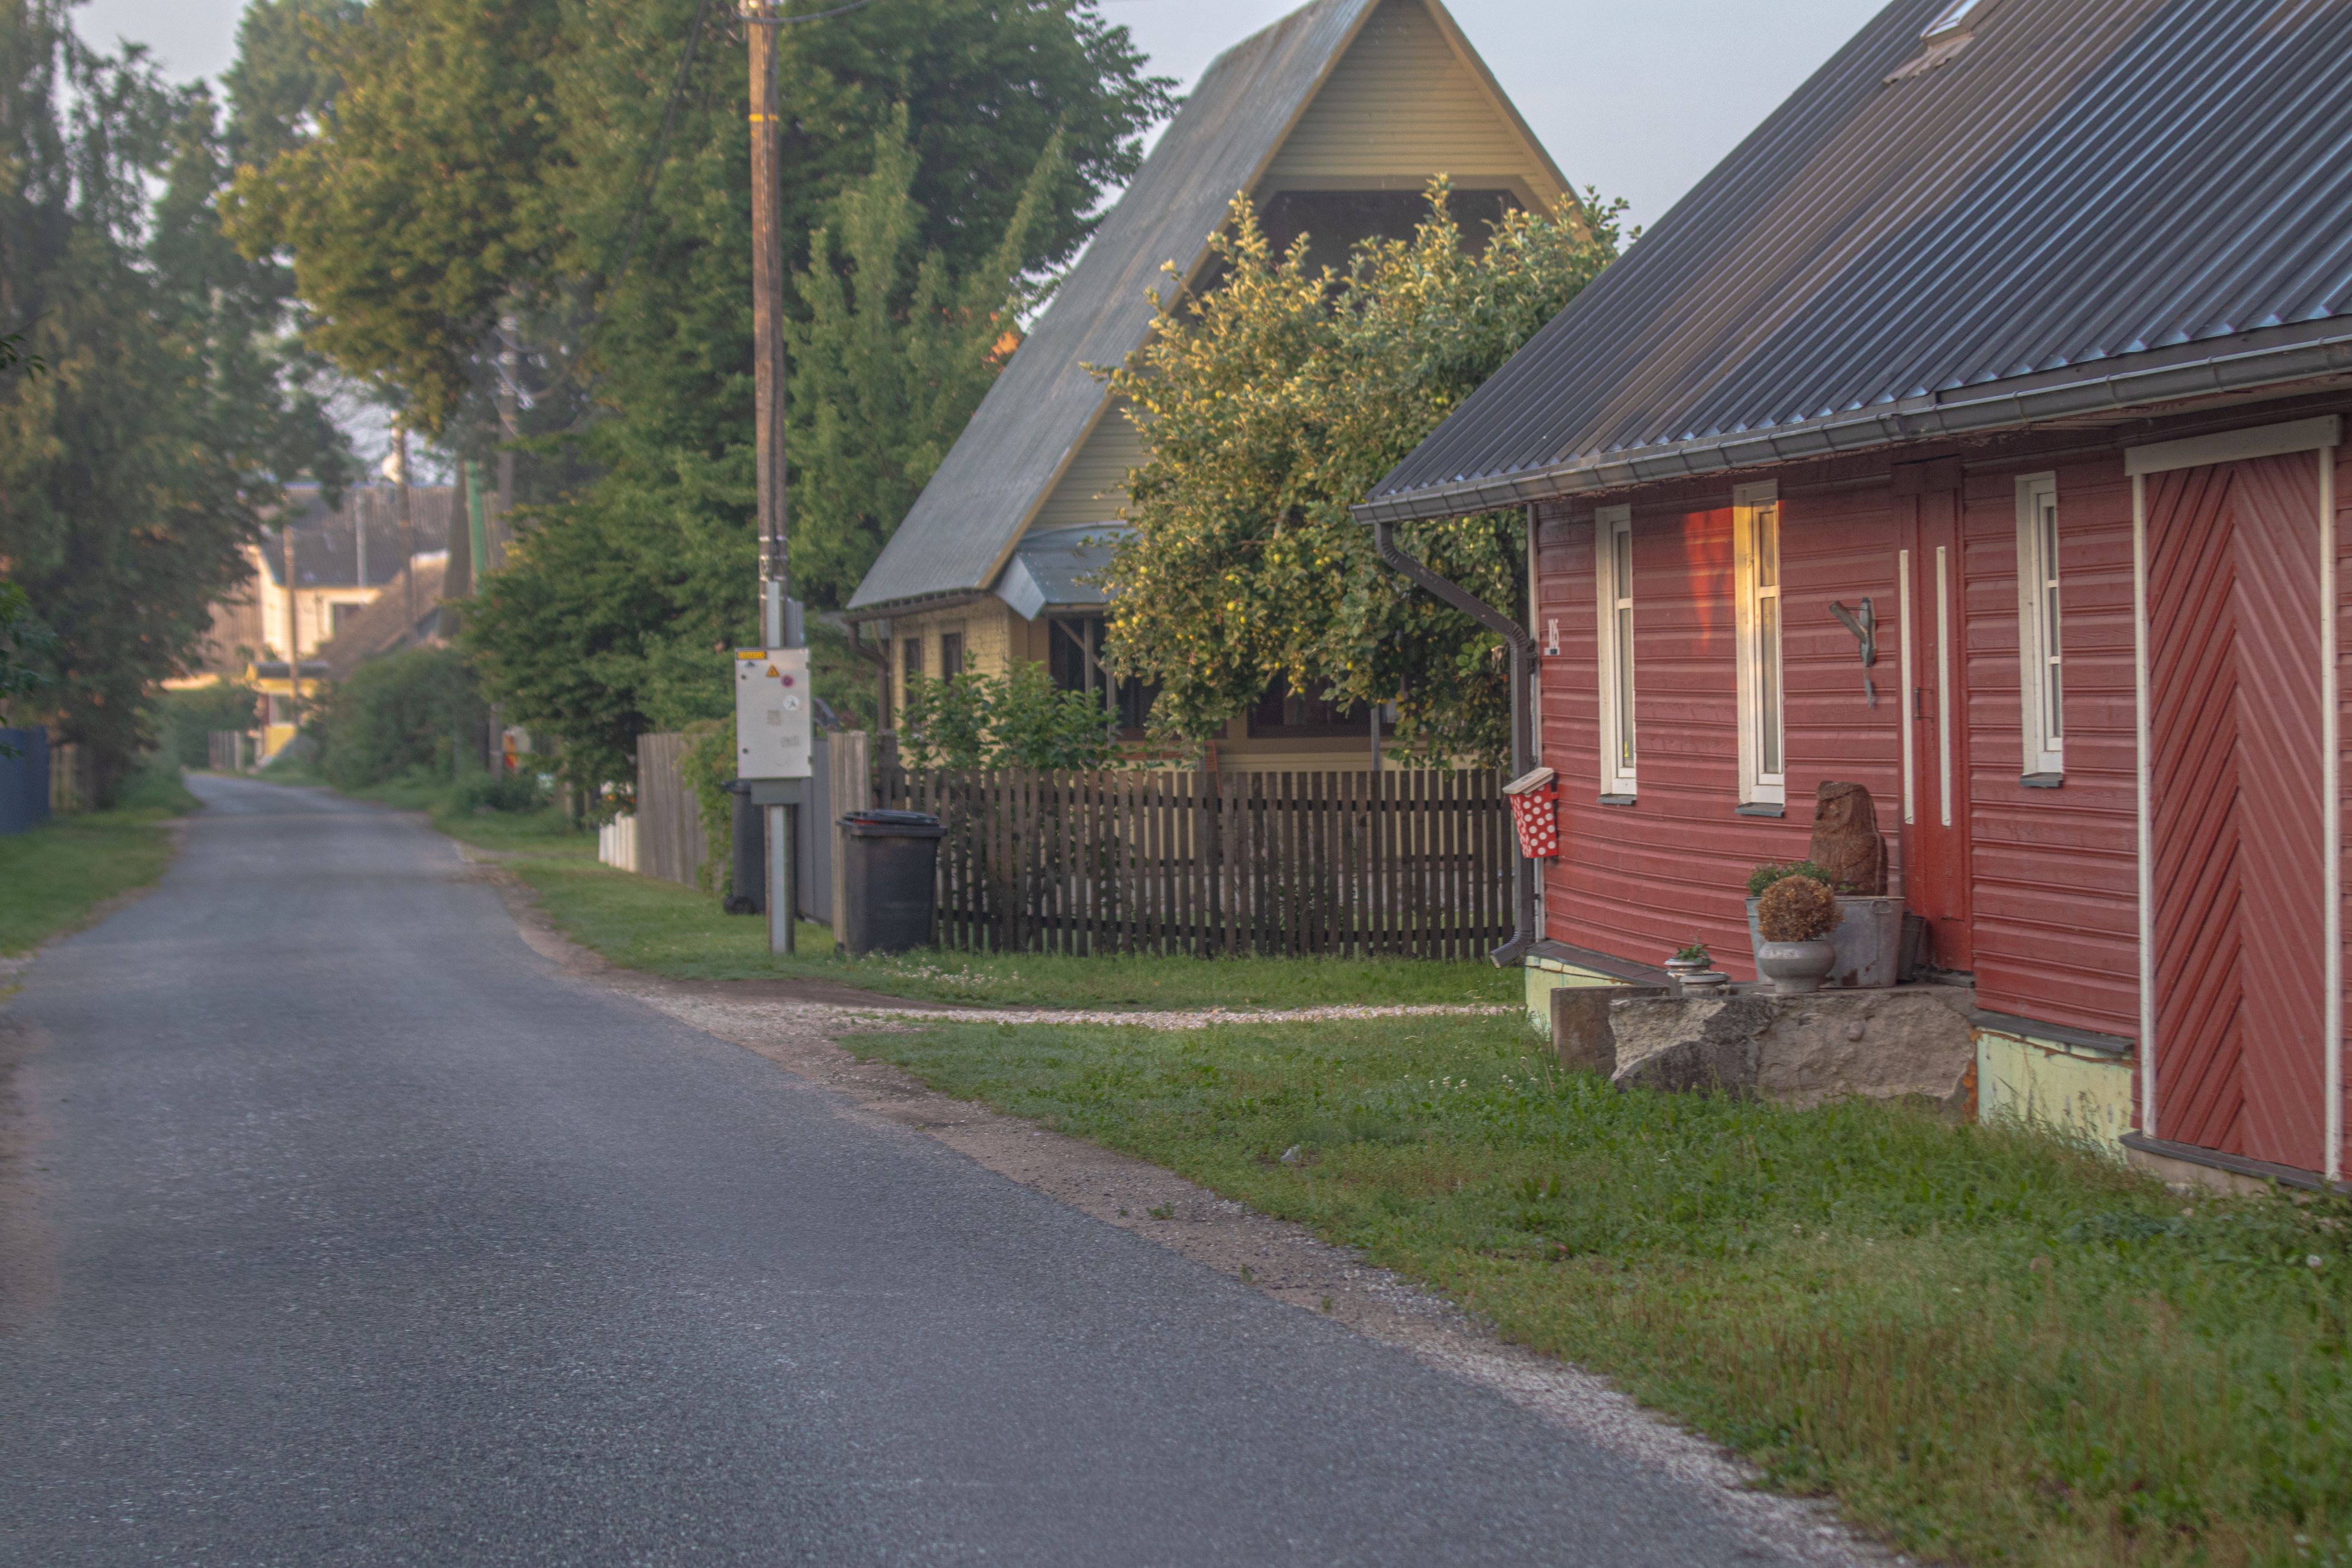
[2147,452,2330,1173]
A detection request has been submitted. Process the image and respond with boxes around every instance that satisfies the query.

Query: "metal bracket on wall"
[1829,597,1879,706]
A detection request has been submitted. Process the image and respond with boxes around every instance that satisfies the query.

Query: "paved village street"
[0,778,1816,1566]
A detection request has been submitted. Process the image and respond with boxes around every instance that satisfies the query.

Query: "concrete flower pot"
[1746,895,1904,989]
[1755,939,1836,995]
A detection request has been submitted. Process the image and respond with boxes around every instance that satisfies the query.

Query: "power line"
[742,0,888,25]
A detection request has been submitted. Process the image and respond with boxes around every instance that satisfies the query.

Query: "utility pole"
[395,426,416,647]
[283,519,301,758]
[748,0,798,957]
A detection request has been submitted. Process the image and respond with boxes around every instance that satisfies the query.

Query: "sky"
[73,0,1891,234]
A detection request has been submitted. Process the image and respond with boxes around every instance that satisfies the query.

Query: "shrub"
[152,679,260,769]
[1757,875,1839,942]
[458,771,549,814]
[1747,858,1834,898]
[901,659,1119,771]
[317,649,489,791]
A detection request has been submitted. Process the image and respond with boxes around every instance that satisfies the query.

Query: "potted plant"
[1753,874,1840,994]
[1745,860,1905,988]
[1665,942,1710,982]
[1665,941,1730,997]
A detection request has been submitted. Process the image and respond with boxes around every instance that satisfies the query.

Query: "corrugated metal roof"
[848,0,1379,612]
[994,523,1135,620]
[264,484,455,587]
[1364,0,2352,521]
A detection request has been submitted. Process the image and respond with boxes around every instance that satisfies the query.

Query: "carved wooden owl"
[1807,780,1887,895]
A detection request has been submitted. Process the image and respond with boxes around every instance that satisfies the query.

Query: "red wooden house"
[1359,0,2352,1192]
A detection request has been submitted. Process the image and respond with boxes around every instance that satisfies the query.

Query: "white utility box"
[734,647,813,779]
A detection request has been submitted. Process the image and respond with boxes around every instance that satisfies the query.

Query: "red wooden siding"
[2147,454,2330,1171]
[2339,444,2352,1181]
[1534,488,1899,980]
[1958,456,2140,1039]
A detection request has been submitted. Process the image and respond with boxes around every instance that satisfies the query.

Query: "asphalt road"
[1,777,1799,1566]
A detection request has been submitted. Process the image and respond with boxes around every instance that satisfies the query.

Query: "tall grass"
[847,1013,2352,1566]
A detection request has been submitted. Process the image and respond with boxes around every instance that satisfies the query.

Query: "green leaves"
[899,660,1119,772]
[1103,182,1622,765]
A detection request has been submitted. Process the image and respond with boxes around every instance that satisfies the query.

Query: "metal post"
[749,2,794,955]
[395,426,416,647]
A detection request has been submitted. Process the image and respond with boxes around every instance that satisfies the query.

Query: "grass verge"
[336,771,1518,1009]
[0,765,199,957]
[841,1012,2352,1567]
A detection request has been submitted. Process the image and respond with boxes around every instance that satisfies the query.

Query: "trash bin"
[838,809,945,957]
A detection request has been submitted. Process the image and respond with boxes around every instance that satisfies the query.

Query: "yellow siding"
[884,602,1022,718]
[1258,0,1558,196]
[1029,404,1146,534]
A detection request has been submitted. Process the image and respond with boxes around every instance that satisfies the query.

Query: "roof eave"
[1356,323,2352,524]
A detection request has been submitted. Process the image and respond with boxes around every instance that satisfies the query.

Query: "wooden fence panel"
[871,763,1511,959]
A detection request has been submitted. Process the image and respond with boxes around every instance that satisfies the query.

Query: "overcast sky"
[74,0,1890,233]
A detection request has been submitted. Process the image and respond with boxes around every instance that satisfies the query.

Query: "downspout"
[1369,510,1538,968]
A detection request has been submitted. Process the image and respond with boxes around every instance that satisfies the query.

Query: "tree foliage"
[316,646,488,789]
[0,0,350,785]
[899,661,1119,772]
[226,0,1172,790]
[1102,184,1622,765]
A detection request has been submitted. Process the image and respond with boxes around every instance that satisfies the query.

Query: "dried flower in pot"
[1754,875,1839,995]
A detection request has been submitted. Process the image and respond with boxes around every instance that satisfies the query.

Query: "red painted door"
[2147,453,2330,1172]
[1902,490,1973,971]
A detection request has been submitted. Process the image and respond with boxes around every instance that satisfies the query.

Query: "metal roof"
[848,0,1381,613]
[994,523,1135,620]
[1363,0,2352,523]
[263,484,455,587]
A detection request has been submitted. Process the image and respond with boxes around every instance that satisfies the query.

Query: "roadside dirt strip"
[473,852,1901,1568]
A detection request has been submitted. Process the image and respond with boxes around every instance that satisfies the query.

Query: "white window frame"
[1595,506,1636,797]
[1733,483,1786,808]
[2014,473,2064,778]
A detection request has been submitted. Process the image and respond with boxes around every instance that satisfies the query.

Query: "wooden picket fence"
[875,765,1512,959]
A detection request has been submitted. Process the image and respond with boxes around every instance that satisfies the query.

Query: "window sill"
[1735,801,1785,818]
[1597,793,1636,807]
[2020,771,2064,789]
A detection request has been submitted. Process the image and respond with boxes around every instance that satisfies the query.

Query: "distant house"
[1362,0,2352,1190]
[845,0,1569,768]
[179,483,455,683]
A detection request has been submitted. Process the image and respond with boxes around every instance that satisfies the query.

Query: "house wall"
[1257,0,1558,200]
[1532,433,2164,1029]
[1030,407,1146,534]
[1529,397,2352,1175]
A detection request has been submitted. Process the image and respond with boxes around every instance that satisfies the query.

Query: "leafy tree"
[1102,184,1623,765]
[154,678,262,768]
[316,646,489,788]
[0,0,349,789]
[225,0,1172,792]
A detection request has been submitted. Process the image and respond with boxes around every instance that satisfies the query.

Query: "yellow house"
[843,0,1569,770]
[249,659,330,763]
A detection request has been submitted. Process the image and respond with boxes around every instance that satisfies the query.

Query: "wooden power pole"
[746,2,799,956]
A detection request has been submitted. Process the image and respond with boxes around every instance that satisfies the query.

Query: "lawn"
[350,771,1518,1009]
[841,1011,2352,1568]
[0,765,199,957]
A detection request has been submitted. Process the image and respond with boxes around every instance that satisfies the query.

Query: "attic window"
[1923,0,1981,35]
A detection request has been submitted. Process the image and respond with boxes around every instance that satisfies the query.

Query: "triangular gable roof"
[1363,0,2352,523]
[849,0,1384,614]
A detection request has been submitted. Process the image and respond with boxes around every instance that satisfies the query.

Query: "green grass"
[333,769,1516,1008]
[840,1012,2352,1568]
[0,764,199,957]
